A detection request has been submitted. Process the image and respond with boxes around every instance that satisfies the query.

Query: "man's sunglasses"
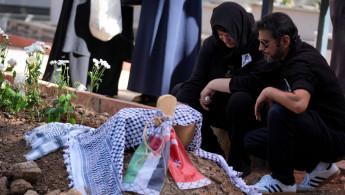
[258,39,276,48]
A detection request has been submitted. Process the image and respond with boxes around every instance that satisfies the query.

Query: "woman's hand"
[200,78,231,111]
[200,83,215,110]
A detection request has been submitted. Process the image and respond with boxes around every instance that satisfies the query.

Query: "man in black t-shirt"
[244,12,345,194]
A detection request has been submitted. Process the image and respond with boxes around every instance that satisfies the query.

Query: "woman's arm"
[200,78,231,110]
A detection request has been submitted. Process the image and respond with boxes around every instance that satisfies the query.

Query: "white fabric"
[89,0,122,41]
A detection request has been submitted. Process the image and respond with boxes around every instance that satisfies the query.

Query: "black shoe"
[132,94,158,107]
[237,168,252,178]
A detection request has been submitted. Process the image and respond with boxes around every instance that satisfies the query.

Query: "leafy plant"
[80,58,110,125]
[45,60,82,124]
[0,28,10,68]
[278,0,294,6]
[0,79,27,112]
[0,29,28,114]
[0,27,110,125]
[24,41,51,120]
[312,0,321,8]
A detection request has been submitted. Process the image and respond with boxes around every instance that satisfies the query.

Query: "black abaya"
[43,0,133,96]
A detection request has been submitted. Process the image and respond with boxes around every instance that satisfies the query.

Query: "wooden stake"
[155,94,177,126]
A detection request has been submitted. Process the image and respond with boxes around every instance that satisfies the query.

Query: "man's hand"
[255,87,273,121]
[255,87,311,120]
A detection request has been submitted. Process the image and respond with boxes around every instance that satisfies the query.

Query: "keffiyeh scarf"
[24,104,258,195]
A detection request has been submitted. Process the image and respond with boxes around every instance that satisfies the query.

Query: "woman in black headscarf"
[172,2,278,177]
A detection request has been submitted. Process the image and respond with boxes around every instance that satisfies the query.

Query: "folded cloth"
[24,104,258,195]
[24,123,93,161]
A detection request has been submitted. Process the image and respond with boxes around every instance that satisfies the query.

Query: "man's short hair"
[256,12,298,46]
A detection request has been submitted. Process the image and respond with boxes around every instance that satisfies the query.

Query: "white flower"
[76,84,87,92]
[2,34,9,40]
[26,56,37,66]
[0,63,4,71]
[50,60,57,65]
[92,58,99,64]
[99,59,110,69]
[0,28,3,34]
[24,41,49,55]
[7,59,17,67]
[18,90,26,96]
[56,67,62,72]
[93,58,100,68]
[1,80,9,89]
[93,59,99,67]
[44,45,51,50]
[14,73,27,90]
[93,58,110,69]
[57,60,69,66]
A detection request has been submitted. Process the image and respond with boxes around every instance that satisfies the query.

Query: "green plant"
[80,58,110,125]
[0,79,26,112]
[279,0,294,6]
[0,28,11,82]
[312,0,321,8]
[9,73,29,113]
[0,29,28,113]
[45,60,82,124]
[24,41,51,120]
[0,28,10,69]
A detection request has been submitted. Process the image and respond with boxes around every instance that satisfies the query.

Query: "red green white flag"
[123,126,210,194]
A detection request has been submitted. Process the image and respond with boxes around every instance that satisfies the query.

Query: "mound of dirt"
[1,101,344,195]
[0,104,243,195]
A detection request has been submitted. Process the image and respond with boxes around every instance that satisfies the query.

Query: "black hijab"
[210,2,257,57]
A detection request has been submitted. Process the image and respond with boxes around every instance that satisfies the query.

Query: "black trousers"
[171,84,262,173]
[244,103,345,185]
[221,91,261,173]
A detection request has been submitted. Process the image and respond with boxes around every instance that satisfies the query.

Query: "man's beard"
[263,48,283,63]
[263,53,275,63]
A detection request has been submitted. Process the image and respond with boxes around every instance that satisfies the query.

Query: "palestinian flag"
[122,125,171,195]
[123,125,210,194]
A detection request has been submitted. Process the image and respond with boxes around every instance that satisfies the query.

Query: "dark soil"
[0,101,242,195]
[0,99,344,194]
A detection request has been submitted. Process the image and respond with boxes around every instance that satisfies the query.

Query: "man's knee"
[267,103,292,121]
[244,131,255,153]
[244,128,268,160]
